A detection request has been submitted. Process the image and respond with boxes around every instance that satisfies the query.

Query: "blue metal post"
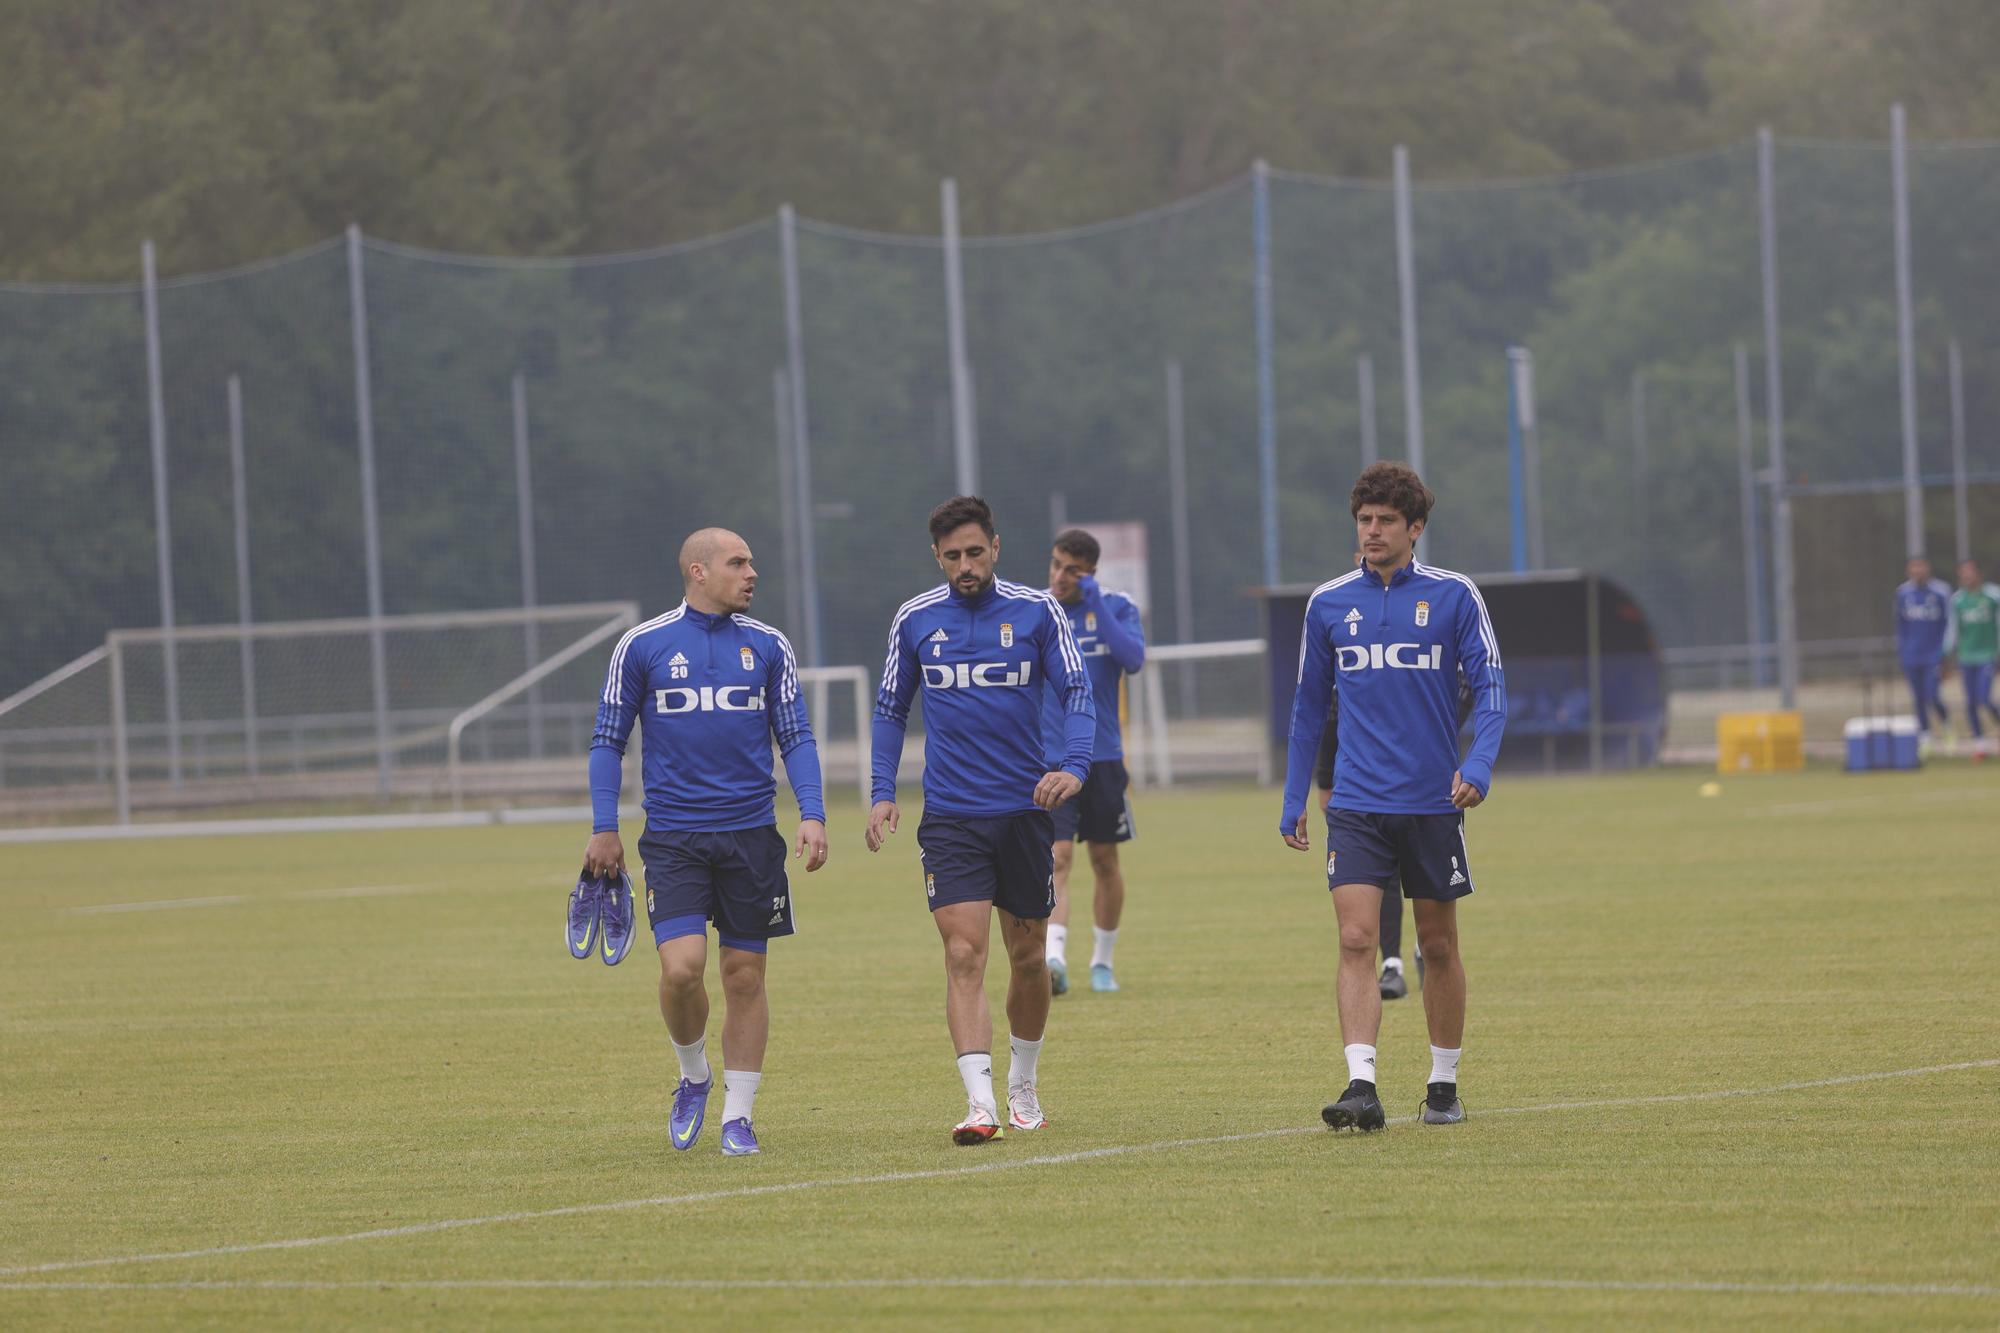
[1252,160,1279,587]
[1506,348,1527,572]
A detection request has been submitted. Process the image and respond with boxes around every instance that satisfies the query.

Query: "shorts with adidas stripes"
[638,825,794,951]
[1324,809,1473,901]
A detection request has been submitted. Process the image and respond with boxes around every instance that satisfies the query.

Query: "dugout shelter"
[1252,569,1666,779]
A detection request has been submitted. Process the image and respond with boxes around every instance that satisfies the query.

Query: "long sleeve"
[1312,695,1339,791]
[588,635,646,832]
[1281,605,1335,833]
[766,631,824,824]
[870,621,919,804]
[1089,586,1146,673]
[1042,603,1096,780]
[589,746,624,833]
[1453,585,1508,797]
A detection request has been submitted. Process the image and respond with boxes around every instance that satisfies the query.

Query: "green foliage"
[5,1,1998,687]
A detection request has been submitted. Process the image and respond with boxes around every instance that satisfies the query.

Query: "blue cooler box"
[1844,716,1919,771]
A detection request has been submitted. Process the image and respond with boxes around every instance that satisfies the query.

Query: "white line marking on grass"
[73,884,426,914]
[1,1058,1993,1279]
[1755,787,1994,817]
[289,884,424,901]
[1,1275,1994,1299]
[72,895,249,915]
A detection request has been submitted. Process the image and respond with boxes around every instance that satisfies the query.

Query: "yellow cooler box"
[1716,711,1804,773]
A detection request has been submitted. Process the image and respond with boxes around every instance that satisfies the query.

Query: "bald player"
[585,528,827,1158]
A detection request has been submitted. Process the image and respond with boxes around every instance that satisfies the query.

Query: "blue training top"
[1281,560,1507,828]
[1040,580,1145,765]
[588,602,824,834]
[1894,578,1955,666]
[873,579,1094,819]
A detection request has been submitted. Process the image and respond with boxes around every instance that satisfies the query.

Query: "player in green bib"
[1950,558,2000,745]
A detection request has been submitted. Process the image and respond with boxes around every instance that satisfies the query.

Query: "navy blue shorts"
[637,826,793,952]
[1050,759,1135,844]
[1324,808,1473,902]
[917,809,1056,919]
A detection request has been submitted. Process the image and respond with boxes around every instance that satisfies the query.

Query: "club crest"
[1415,600,1430,627]
[1000,623,1014,647]
[1085,611,1097,632]
[739,646,755,670]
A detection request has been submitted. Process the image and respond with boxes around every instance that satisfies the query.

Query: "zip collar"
[1360,561,1416,589]
[947,580,999,609]
[681,601,730,630]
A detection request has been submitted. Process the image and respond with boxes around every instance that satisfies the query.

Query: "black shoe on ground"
[1378,963,1408,1000]
[1418,1081,1465,1125]
[1322,1079,1386,1132]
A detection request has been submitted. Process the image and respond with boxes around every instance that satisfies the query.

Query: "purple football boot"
[566,869,602,960]
[597,870,636,966]
[670,1074,713,1151]
[719,1118,761,1157]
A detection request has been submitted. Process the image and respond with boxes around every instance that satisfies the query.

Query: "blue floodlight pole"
[1252,160,1279,587]
[1506,348,1528,572]
[1393,145,1427,561]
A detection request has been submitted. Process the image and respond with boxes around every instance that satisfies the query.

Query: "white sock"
[1429,1045,1462,1085]
[956,1051,997,1119]
[1344,1042,1378,1086]
[671,1035,711,1085]
[1046,923,1068,964]
[722,1069,762,1124]
[1007,1033,1043,1090]
[1091,927,1118,968]
[1382,956,1403,974]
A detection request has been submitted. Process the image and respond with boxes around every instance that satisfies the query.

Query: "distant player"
[868,496,1094,1145]
[1950,558,2000,747]
[1041,528,1146,996]
[583,528,827,1159]
[1281,463,1506,1132]
[1894,557,1954,737]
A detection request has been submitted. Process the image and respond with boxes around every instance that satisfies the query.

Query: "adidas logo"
[1343,608,1363,623]
[928,629,949,642]
[1449,870,1467,886]
[669,652,688,666]
[768,911,785,925]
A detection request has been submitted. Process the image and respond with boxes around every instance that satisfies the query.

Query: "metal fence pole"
[771,368,805,636]
[1758,128,1800,708]
[1631,370,1649,554]
[1357,353,1378,469]
[777,205,824,666]
[940,178,980,497]
[110,637,130,824]
[1733,344,1769,687]
[1393,145,1427,558]
[227,375,259,777]
[1252,159,1280,587]
[140,240,182,785]
[1950,338,1970,563]
[346,224,392,793]
[1507,350,1528,572]
[1165,357,1196,719]
[511,371,543,758]
[1892,103,1924,560]
[1504,344,1536,568]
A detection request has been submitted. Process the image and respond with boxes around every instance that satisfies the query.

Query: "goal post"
[106,602,640,823]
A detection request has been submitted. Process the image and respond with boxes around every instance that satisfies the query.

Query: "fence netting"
[5,137,1999,808]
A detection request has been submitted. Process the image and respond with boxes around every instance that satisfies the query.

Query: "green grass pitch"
[2,766,1996,1329]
